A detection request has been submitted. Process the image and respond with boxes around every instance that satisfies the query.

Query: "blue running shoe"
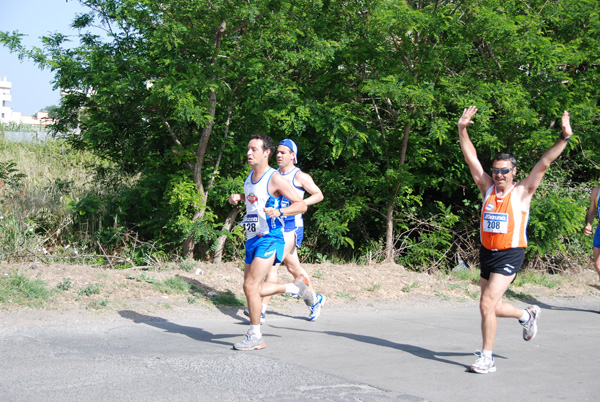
[309,294,326,322]
[243,308,266,324]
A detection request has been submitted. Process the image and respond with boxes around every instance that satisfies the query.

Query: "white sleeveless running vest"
[241,168,283,239]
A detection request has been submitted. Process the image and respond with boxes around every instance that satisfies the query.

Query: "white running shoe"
[522,305,540,341]
[233,330,266,351]
[309,294,326,322]
[469,351,496,374]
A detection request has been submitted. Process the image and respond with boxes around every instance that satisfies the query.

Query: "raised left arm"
[520,111,572,196]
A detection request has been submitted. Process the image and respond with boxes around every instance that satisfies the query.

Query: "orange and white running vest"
[480,184,529,251]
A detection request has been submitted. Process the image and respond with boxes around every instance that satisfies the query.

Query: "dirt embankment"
[3,261,600,312]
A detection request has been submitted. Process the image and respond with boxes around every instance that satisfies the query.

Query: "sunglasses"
[491,167,514,175]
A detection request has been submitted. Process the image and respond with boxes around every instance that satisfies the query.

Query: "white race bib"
[241,214,259,233]
[483,212,508,234]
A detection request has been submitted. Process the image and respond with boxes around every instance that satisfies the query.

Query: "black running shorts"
[479,246,525,280]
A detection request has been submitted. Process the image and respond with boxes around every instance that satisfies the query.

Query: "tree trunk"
[180,22,227,259]
[213,207,240,264]
[384,203,395,262]
[384,120,411,262]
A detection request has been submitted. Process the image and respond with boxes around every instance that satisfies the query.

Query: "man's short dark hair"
[494,153,517,167]
[250,134,275,159]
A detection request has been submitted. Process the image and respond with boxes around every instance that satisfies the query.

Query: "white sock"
[482,350,493,359]
[261,304,268,314]
[519,309,530,323]
[250,325,261,337]
[285,283,300,295]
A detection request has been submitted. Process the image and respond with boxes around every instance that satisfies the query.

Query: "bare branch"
[156,107,194,170]
[207,103,233,196]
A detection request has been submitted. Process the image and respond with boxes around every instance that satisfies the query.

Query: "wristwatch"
[559,133,571,142]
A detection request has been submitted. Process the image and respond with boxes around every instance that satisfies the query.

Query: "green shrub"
[209,290,245,307]
[77,283,102,296]
[55,278,73,291]
[397,202,460,272]
[153,276,191,294]
[528,184,587,261]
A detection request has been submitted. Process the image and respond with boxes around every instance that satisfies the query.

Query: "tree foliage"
[2,0,599,270]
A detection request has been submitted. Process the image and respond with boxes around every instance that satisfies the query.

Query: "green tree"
[2,0,319,258]
[41,105,60,119]
[2,0,598,269]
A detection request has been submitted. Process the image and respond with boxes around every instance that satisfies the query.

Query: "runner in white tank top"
[228,134,310,351]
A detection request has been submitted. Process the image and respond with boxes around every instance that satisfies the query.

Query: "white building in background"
[0,76,53,126]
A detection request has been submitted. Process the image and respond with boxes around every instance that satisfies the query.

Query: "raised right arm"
[458,106,494,196]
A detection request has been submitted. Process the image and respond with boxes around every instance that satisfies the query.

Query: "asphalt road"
[1,296,598,401]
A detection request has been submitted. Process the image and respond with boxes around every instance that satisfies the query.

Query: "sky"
[0,0,90,116]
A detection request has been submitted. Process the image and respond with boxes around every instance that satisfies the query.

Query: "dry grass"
[2,260,599,312]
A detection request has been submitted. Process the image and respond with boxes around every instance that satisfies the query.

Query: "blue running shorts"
[244,232,285,265]
[284,226,304,248]
[594,226,600,248]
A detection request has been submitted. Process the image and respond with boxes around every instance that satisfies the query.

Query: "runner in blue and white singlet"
[257,138,325,323]
[584,185,600,280]
[277,166,305,247]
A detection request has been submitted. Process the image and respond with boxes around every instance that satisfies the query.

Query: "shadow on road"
[264,310,308,321]
[175,274,250,321]
[518,296,599,314]
[270,325,481,370]
[117,310,248,347]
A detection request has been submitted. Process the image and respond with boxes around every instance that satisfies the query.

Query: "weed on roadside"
[402,282,419,293]
[179,259,196,272]
[336,292,355,301]
[444,282,472,299]
[367,283,382,292]
[465,288,480,300]
[0,272,52,308]
[153,276,192,294]
[434,290,450,301]
[128,272,156,284]
[451,268,480,284]
[505,288,533,301]
[55,277,73,291]
[445,282,464,291]
[208,290,245,307]
[513,270,561,288]
[87,299,109,309]
[77,283,102,296]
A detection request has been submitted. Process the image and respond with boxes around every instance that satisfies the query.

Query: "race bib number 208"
[483,212,509,234]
